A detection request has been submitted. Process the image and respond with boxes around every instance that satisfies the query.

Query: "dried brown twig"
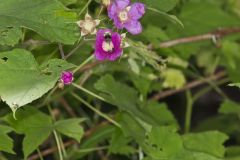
[151,71,227,100]
[159,27,240,48]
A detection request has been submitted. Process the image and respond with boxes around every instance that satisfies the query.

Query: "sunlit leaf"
[0,0,78,44]
[0,49,75,112]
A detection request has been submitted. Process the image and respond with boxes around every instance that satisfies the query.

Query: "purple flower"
[61,71,73,85]
[108,0,145,35]
[94,29,123,61]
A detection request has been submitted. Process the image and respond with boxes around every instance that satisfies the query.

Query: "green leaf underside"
[0,125,14,154]
[0,49,75,111]
[0,0,78,44]
[54,118,85,142]
[4,107,84,158]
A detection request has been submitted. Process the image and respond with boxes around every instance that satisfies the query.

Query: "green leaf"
[70,125,115,159]
[144,101,178,127]
[60,0,77,6]
[142,25,170,47]
[95,75,172,126]
[94,74,139,113]
[226,146,240,160]
[228,83,240,88]
[219,100,240,115]
[148,8,184,27]
[0,49,75,112]
[130,74,152,97]
[0,125,14,154]
[162,69,186,89]
[143,126,183,160]
[0,0,78,44]
[109,128,136,155]
[182,131,228,158]
[128,58,140,75]
[195,115,240,135]
[222,41,240,70]
[141,0,179,12]
[172,150,223,160]
[118,112,146,144]
[0,27,21,46]
[4,107,53,158]
[54,118,85,142]
[129,40,164,71]
[168,1,240,37]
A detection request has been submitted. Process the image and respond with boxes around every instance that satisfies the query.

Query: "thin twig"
[151,71,227,101]
[58,43,65,59]
[159,27,240,48]
[65,40,84,59]
[59,98,77,117]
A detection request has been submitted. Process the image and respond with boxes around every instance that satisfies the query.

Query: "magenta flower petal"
[115,0,130,10]
[113,16,124,29]
[108,2,117,19]
[108,0,130,19]
[124,20,142,35]
[107,0,145,35]
[128,3,145,20]
[61,71,73,85]
[94,29,123,61]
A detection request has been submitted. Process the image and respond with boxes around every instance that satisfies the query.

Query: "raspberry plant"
[1,0,240,160]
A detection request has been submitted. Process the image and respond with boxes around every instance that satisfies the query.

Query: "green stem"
[53,130,64,160]
[72,83,106,102]
[71,92,121,128]
[76,146,109,153]
[37,148,44,160]
[79,0,92,16]
[65,38,83,59]
[59,135,67,158]
[193,78,229,102]
[43,86,58,104]
[73,54,94,73]
[47,105,64,160]
[97,5,104,18]
[184,90,193,134]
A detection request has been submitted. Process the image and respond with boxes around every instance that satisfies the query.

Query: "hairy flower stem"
[184,90,193,134]
[71,92,121,128]
[72,83,106,102]
[47,105,64,160]
[53,130,64,160]
[37,148,44,160]
[98,6,104,18]
[65,37,83,59]
[77,146,109,153]
[73,55,94,73]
